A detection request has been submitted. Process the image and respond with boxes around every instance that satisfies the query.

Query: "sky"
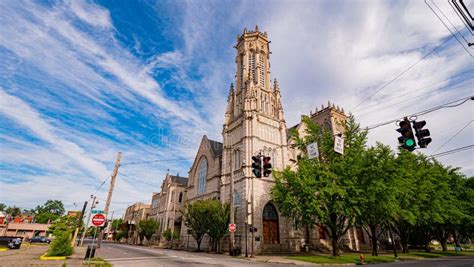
[0,0,473,217]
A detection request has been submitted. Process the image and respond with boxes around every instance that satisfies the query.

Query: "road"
[376,256,474,267]
[94,242,288,267]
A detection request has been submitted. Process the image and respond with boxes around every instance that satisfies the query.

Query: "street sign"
[91,210,104,214]
[334,136,344,154]
[229,223,236,233]
[307,142,319,159]
[91,213,106,227]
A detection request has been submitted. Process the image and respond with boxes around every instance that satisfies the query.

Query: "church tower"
[221,26,292,253]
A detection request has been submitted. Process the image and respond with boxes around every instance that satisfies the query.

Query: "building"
[123,202,151,244]
[1,223,50,239]
[149,173,188,245]
[179,26,365,254]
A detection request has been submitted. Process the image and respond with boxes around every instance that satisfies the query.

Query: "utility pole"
[99,151,122,246]
[104,152,122,218]
[229,145,235,255]
[71,201,88,247]
[80,195,97,246]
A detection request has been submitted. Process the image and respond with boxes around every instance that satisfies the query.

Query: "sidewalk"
[65,246,87,267]
[247,255,355,266]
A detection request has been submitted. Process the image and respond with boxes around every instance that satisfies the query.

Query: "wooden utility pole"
[99,151,122,245]
[104,152,122,217]
[71,201,88,246]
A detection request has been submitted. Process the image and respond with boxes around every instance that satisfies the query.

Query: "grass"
[288,249,474,265]
[83,257,112,267]
[288,254,396,264]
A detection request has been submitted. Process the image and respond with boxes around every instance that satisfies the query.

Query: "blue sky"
[0,0,473,215]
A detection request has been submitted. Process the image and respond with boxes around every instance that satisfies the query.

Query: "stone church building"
[179,26,367,254]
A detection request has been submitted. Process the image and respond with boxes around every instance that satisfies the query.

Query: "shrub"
[47,230,73,256]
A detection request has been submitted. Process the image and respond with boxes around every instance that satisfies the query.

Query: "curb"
[39,252,67,260]
[0,248,9,252]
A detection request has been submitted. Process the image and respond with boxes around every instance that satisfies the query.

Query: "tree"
[47,219,73,256]
[138,219,159,244]
[207,200,230,253]
[36,200,65,215]
[184,199,213,251]
[0,203,6,211]
[356,144,398,256]
[273,115,366,256]
[6,206,21,217]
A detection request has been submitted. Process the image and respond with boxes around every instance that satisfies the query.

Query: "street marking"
[106,256,174,261]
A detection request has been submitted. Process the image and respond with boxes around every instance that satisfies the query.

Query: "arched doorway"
[262,203,279,244]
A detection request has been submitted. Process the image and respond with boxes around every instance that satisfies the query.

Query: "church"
[179,26,366,254]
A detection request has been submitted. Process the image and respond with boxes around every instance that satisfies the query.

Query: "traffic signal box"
[263,157,272,177]
[397,118,416,151]
[252,156,262,178]
[412,120,432,148]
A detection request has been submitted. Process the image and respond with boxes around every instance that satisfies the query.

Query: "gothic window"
[261,93,264,111]
[234,190,241,206]
[263,203,278,220]
[240,54,244,89]
[196,157,208,194]
[249,52,255,82]
[234,150,241,170]
[259,53,265,86]
[178,192,183,203]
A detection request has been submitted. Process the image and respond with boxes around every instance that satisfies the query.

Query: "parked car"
[29,236,51,244]
[0,236,23,249]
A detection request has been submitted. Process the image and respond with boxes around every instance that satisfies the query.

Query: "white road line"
[106,256,174,261]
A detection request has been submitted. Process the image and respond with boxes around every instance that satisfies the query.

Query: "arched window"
[196,157,208,194]
[259,53,265,86]
[248,52,255,82]
[240,54,244,89]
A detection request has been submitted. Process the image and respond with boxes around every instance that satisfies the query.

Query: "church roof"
[209,139,223,157]
[169,175,188,187]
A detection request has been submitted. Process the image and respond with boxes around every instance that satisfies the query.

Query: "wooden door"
[263,220,279,244]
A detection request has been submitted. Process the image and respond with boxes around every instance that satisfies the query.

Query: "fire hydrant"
[359,254,366,265]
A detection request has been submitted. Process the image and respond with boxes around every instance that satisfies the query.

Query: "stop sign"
[91,213,106,227]
[229,223,236,233]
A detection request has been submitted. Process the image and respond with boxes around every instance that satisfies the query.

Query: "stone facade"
[123,202,150,244]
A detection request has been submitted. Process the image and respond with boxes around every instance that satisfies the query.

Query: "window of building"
[259,53,265,86]
[249,52,255,81]
[196,157,208,194]
[240,54,244,89]
[178,192,183,203]
[234,150,241,170]
[234,190,241,206]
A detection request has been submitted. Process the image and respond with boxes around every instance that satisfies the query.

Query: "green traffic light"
[405,139,415,147]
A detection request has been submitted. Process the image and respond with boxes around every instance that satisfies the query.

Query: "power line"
[350,35,453,112]
[429,144,474,158]
[121,158,190,166]
[118,172,161,188]
[354,73,474,114]
[432,0,470,44]
[432,120,473,154]
[425,0,473,57]
[356,80,472,118]
[366,95,474,130]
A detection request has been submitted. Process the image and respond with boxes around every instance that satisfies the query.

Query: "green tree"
[207,200,230,253]
[184,199,213,251]
[138,219,160,244]
[0,203,6,211]
[6,206,21,217]
[47,219,73,256]
[273,115,366,256]
[36,200,65,215]
[356,144,398,256]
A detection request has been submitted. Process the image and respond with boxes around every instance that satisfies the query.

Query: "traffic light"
[251,156,262,178]
[396,118,416,151]
[263,156,272,177]
[412,120,432,148]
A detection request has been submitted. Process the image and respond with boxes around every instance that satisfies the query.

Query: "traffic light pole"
[229,146,235,255]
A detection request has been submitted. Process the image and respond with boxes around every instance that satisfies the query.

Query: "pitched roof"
[170,175,188,186]
[208,139,223,157]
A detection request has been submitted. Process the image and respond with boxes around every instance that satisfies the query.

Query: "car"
[29,236,51,244]
[0,236,23,249]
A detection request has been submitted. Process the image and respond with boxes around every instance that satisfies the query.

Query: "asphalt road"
[376,256,474,267]
[94,242,287,267]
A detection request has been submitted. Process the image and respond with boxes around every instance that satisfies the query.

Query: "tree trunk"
[331,228,339,257]
[440,239,447,252]
[371,235,378,256]
[197,239,201,251]
[305,225,311,247]
[370,225,378,256]
[401,239,409,253]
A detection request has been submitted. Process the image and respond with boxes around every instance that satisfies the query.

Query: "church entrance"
[262,203,279,244]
